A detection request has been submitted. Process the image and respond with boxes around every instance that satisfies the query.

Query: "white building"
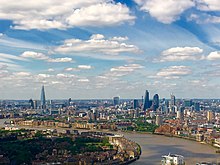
[161,153,185,165]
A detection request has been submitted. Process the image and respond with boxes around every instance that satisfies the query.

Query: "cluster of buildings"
[0,127,140,165]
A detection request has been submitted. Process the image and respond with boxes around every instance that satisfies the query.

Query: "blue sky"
[0,0,220,99]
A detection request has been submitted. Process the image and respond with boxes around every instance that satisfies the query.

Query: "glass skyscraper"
[41,85,46,109]
[143,90,150,111]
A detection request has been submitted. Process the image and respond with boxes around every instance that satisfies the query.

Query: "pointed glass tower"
[41,85,46,109]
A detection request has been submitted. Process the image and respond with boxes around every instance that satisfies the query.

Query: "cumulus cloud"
[196,0,220,11]
[0,0,134,30]
[134,0,194,24]
[20,51,73,63]
[78,65,92,70]
[207,51,220,60]
[107,64,144,77]
[13,72,31,77]
[54,34,141,55]
[66,3,135,27]
[159,46,203,62]
[48,68,55,72]
[47,57,73,63]
[156,65,191,79]
[21,51,48,60]
[78,78,90,82]
[188,13,220,24]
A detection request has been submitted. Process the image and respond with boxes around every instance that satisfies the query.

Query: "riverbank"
[0,119,219,164]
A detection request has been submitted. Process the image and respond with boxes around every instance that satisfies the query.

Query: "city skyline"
[1,0,220,99]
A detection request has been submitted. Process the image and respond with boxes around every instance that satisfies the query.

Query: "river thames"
[0,119,219,165]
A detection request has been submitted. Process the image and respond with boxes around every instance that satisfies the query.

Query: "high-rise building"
[184,99,193,107]
[194,102,200,111]
[40,85,46,110]
[170,93,176,106]
[33,100,38,109]
[113,96,120,106]
[143,90,150,111]
[207,110,214,123]
[153,94,159,111]
[133,99,139,109]
[177,107,184,122]
[29,99,34,109]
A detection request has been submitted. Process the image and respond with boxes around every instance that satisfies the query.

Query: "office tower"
[170,93,176,106]
[177,107,184,122]
[153,94,159,111]
[68,98,71,106]
[133,99,139,109]
[207,110,214,123]
[184,99,193,107]
[195,102,200,111]
[143,90,150,111]
[33,100,38,109]
[40,85,46,110]
[29,99,34,109]
[156,115,163,126]
[113,96,120,106]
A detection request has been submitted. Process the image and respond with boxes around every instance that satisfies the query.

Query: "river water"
[123,132,219,165]
[0,119,219,165]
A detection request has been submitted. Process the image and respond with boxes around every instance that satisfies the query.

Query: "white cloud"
[21,51,48,60]
[78,65,92,70]
[66,3,135,27]
[55,34,141,55]
[159,46,203,62]
[107,64,144,77]
[0,0,134,30]
[21,51,73,63]
[78,78,90,82]
[47,57,73,63]
[48,68,55,72]
[134,0,194,24]
[196,0,220,11]
[110,64,144,72]
[207,51,220,60]
[0,33,3,37]
[188,13,220,24]
[157,65,191,78]
[65,68,78,72]
[13,72,31,77]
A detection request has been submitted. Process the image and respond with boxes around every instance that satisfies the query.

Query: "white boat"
[161,153,185,165]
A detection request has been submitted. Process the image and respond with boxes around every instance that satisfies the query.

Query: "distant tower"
[207,110,214,123]
[153,94,159,111]
[177,107,184,122]
[170,93,176,106]
[194,102,200,111]
[29,99,34,109]
[143,90,150,111]
[68,98,72,106]
[113,96,120,106]
[41,85,46,110]
[133,99,139,109]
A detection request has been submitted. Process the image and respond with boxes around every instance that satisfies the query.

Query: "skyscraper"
[29,99,34,109]
[133,99,139,109]
[153,94,159,111]
[143,90,150,111]
[113,96,120,106]
[41,85,46,110]
[170,93,176,107]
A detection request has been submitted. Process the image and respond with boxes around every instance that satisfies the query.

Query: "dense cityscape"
[0,86,220,164]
